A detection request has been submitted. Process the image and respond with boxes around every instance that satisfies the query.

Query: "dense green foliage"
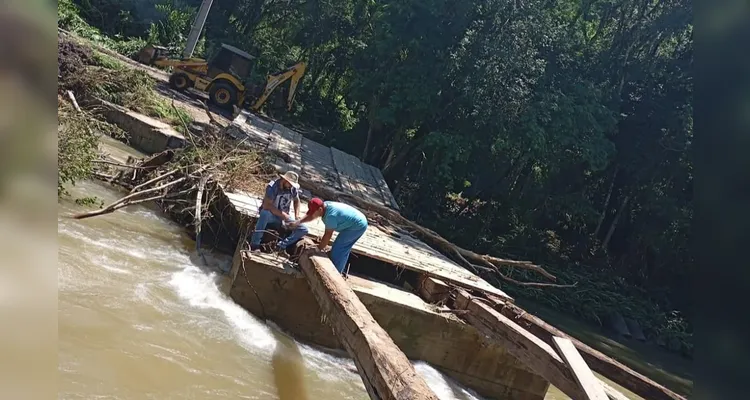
[58,99,99,197]
[59,0,693,356]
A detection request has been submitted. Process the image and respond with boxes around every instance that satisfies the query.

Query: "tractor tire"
[168,72,191,91]
[208,81,238,110]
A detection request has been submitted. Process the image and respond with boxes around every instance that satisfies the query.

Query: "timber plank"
[235,115,398,209]
[552,336,609,400]
[417,276,451,304]
[454,290,629,400]
[365,164,399,210]
[330,147,387,207]
[487,297,686,400]
[350,157,386,206]
[330,147,362,198]
[300,137,342,190]
[268,123,303,174]
[296,242,440,400]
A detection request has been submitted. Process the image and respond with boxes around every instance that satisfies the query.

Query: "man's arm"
[319,229,334,251]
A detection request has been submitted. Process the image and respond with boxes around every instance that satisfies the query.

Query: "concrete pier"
[229,249,550,400]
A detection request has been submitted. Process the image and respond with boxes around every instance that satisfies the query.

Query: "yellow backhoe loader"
[136,43,306,112]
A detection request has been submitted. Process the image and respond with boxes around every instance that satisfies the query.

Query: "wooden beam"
[552,337,609,400]
[453,290,629,400]
[416,275,450,304]
[294,240,440,400]
[487,296,687,400]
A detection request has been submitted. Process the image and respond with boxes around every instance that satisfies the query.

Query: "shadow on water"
[271,329,311,400]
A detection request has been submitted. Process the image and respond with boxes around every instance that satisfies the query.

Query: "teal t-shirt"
[322,201,368,232]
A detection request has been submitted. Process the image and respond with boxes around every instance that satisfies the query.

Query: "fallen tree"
[286,173,569,288]
[68,110,272,251]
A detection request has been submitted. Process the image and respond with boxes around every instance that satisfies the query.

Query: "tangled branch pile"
[72,120,273,243]
[58,33,191,128]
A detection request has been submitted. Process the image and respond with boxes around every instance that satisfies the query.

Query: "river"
[58,179,488,400]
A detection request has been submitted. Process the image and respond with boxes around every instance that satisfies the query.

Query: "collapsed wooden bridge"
[219,111,685,400]
[80,98,684,400]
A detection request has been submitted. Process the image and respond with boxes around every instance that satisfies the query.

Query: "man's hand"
[281,212,290,221]
[317,243,332,253]
[285,220,300,230]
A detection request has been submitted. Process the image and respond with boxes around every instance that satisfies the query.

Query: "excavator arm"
[250,62,307,111]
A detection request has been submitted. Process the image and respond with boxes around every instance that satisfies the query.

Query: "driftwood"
[125,149,175,183]
[72,177,187,219]
[194,174,211,264]
[292,175,563,286]
[66,90,81,112]
[92,159,150,169]
[129,168,180,193]
[201,100,221,127]
[293,239,440,400]
[488,296,687,400]
[453,290,629,400]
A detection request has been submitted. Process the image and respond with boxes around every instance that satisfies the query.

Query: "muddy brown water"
[59,138,643,400]
[58,180,486,400]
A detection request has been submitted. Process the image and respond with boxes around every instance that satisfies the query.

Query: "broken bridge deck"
[227,111,399,210]
[221,111,511,301]
[223,190,512,301]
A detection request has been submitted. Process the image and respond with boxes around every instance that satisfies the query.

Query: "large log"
[294,240,440,400]
[487,296,686,400]
[453,290,630,400]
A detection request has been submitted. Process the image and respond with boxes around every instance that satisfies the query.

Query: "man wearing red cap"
[287,198,368,274]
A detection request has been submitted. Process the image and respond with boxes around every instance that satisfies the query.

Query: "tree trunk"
[513,161,535,201]
[294,241,440,400]
[381,124,432,178]
[594,166,619,238]
[362,95,381,161]
[381,136,425,180]
[602,195,630,249]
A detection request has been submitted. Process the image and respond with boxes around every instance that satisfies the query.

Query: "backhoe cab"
[137,43,305,112]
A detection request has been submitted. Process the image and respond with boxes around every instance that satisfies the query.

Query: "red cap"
[305,197,324,218]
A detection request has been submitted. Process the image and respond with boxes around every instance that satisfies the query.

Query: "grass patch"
[92,50,127,70]
[82,66,191,128]
[59,34,193,132]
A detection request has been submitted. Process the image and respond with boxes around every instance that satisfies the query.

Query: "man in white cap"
[249,170,308,251]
